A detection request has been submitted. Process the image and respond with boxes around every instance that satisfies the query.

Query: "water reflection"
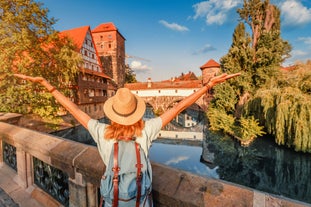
[149,142,219,179]
[203,132,311,204]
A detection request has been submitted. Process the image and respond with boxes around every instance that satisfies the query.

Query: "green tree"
[0,0,82,121]
[245,62,311,152]
[125,64,137,83]
[207,0,290,145]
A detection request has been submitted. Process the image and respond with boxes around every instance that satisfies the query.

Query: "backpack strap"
[112,142,120,207]
[112,141,143,207]
[135,142,143,207]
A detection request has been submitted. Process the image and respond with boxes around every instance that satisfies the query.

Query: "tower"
[200,59,220,85]
[92,23,126,87]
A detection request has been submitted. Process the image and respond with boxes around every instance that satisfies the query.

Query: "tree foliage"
[0,0,82,120]
[245,62,311,152]
[207,0,291,145]
[125,64,137,83]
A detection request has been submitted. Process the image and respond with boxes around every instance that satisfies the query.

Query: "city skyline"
[38,0,311,82]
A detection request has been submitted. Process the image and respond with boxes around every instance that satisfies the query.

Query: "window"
[88,89,95,97]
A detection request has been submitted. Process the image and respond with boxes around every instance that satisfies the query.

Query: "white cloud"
[280,0,311,26]
[298,37,311,45]
[159,20,189,32]
[192,0,241,25]
[165,156,189,165]
[130,60,152,73]
[290,49,308,58]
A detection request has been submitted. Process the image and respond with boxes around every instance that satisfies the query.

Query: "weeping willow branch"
[246,87,311,152]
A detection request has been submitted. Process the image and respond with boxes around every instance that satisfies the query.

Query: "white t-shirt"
[87,117,162,165]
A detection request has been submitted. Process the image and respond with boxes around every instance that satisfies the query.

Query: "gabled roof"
[60,26,111,80]
[60,26,90,50]
[92,22,117,33]
[200,59,220,70]
[92,22,126,40]
[125,80,202,91]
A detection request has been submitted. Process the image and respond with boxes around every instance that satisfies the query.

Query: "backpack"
[100,139,152,207]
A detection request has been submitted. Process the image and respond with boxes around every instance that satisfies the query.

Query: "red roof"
[200,59,220,70]
[82,68,110,79]
[92,22,117,33]
[125,80,202,90]
[60,26,111,79]
[60,26,89,50]
[280,65,297,71]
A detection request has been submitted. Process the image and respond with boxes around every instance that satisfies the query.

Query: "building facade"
[60,26,117,119]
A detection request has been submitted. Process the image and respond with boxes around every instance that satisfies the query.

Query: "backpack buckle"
[135,163,143,169]
[113,175,119,182]
[112,167,120,172]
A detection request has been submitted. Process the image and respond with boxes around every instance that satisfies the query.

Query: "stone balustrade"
[0,122,309,207]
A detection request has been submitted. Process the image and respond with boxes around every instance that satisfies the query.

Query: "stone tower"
[200,59,220,85]
[92,23,126,87]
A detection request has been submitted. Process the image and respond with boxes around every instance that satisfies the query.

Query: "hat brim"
[104,94,146,125]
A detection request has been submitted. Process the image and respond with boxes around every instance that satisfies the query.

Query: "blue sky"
[38,0,311,82]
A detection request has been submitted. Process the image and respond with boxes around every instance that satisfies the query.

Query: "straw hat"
[104,88,146,125]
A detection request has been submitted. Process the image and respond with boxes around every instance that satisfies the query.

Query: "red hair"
[104,119,145,140]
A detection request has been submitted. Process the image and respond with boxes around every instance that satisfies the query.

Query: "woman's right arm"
[14,74,91,129]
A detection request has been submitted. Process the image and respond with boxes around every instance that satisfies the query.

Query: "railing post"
[16,148,31,188]
[69,171,87,207]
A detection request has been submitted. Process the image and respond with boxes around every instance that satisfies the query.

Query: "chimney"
[147,78,152,88]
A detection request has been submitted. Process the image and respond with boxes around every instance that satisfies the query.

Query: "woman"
[14,72,239,206]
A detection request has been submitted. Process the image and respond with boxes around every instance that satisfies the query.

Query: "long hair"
[104,119,145,140]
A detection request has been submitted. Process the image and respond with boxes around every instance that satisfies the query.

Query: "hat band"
[112,98,138,117]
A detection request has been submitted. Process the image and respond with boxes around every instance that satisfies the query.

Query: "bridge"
[125,78,212,114]
[124,59,224,113]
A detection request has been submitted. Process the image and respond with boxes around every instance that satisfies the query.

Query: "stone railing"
[0,122,309,207]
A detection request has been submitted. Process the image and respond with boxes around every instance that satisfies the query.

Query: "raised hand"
[208,72,241,86]
[14,74,54,92]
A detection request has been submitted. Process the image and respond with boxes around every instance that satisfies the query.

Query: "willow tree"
[245,62,311,152]
[0,0,82,120]
[207,0,291,145]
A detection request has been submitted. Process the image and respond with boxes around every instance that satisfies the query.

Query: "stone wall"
[0,122,309,207]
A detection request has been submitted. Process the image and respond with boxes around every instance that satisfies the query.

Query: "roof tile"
[200,59,220,70]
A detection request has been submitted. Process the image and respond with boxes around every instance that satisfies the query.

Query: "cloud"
[193,44,216,55]
[280,0,311,26]
[298,37,311,45]
[291,49,308,57]
[159,20,189,32]
[130,60,152,73]
[165,156,189,165]
[192,0,241,25]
